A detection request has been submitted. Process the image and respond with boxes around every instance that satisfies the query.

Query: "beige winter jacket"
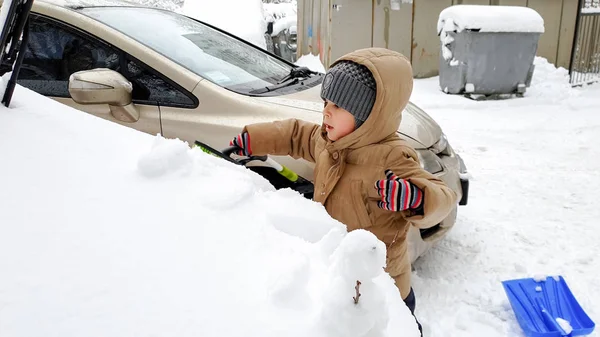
[243,48,457,299]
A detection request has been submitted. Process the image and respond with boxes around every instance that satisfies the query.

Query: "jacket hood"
[323,48,413,151]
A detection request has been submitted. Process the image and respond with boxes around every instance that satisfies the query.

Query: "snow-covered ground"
[0,81,421,336]
[408,57,600,336]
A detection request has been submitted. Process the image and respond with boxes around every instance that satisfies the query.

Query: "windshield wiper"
[276,66,315,84]
[248,66,316,95]
[249,78,300,95]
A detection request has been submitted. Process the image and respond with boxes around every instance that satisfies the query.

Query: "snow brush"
[193,140,298,182]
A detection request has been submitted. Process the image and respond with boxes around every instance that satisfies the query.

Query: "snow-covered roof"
[438,5,545,34]
[582,6,600,14]
[582,0,600,13]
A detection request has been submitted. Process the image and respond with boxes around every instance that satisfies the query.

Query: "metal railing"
[570,0,600,85]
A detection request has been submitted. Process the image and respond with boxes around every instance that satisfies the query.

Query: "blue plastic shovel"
[502,276,595,337]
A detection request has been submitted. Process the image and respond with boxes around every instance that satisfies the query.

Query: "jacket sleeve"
[242,118,321,163]
[385,146,458,229]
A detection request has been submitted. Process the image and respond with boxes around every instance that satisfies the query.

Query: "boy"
[229,48,457,334]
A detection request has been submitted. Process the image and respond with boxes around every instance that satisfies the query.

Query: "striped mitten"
[229,132,252,156]
[375,169,423,211]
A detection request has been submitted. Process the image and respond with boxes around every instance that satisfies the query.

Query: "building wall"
[297,0,579,78]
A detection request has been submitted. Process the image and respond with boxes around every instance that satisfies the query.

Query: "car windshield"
[79,7,292,92]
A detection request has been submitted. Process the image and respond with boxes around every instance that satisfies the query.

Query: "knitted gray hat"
[320,60,377,129]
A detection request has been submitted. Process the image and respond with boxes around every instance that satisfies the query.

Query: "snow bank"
[296,53,326,73]
[526,57,580,102]
[179,0,267,48]
[0,86,420,337]
[438,5,545,34]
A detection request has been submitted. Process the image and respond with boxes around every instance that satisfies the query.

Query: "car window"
[124,55,196,107]
[18,15,196,108]
[78,7,294,93]
[18,16,121,97]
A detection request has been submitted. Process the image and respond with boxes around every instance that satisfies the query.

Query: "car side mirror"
[68,69,139,123]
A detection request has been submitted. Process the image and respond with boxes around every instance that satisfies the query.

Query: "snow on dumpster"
[437,5,544,34]
[437,5,544,97]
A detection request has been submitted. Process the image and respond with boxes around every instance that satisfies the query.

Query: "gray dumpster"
[437,5,544,96]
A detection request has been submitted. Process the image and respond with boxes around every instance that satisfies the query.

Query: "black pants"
[403,288,423,336]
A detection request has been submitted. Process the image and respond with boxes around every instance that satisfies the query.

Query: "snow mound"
[258,188,341,243]
[329,229,387,280]
[0,85,421,337]
[137,136,193,177]
[318,230,390,337]
[526,57,580,102]
[438,5,545,33]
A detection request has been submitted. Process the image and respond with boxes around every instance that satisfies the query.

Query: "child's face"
[322,100,356,141]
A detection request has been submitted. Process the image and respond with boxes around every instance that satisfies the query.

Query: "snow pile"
[318,230,390,337]
[526,57,580,102]
[179,0,267,48]
[438,5,545,34]
[296,53,326,73]
[0,86,420,337]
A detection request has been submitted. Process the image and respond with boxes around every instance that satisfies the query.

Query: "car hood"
[255,85,442,149]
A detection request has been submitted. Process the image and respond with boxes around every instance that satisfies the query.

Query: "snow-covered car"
[265,19,297,63]
[0,82,423,337]
[12,0,468,261]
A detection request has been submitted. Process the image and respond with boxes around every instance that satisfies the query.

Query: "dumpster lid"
[437,5,544,34]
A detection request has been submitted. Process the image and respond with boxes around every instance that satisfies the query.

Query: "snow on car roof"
[37,0,146,9]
